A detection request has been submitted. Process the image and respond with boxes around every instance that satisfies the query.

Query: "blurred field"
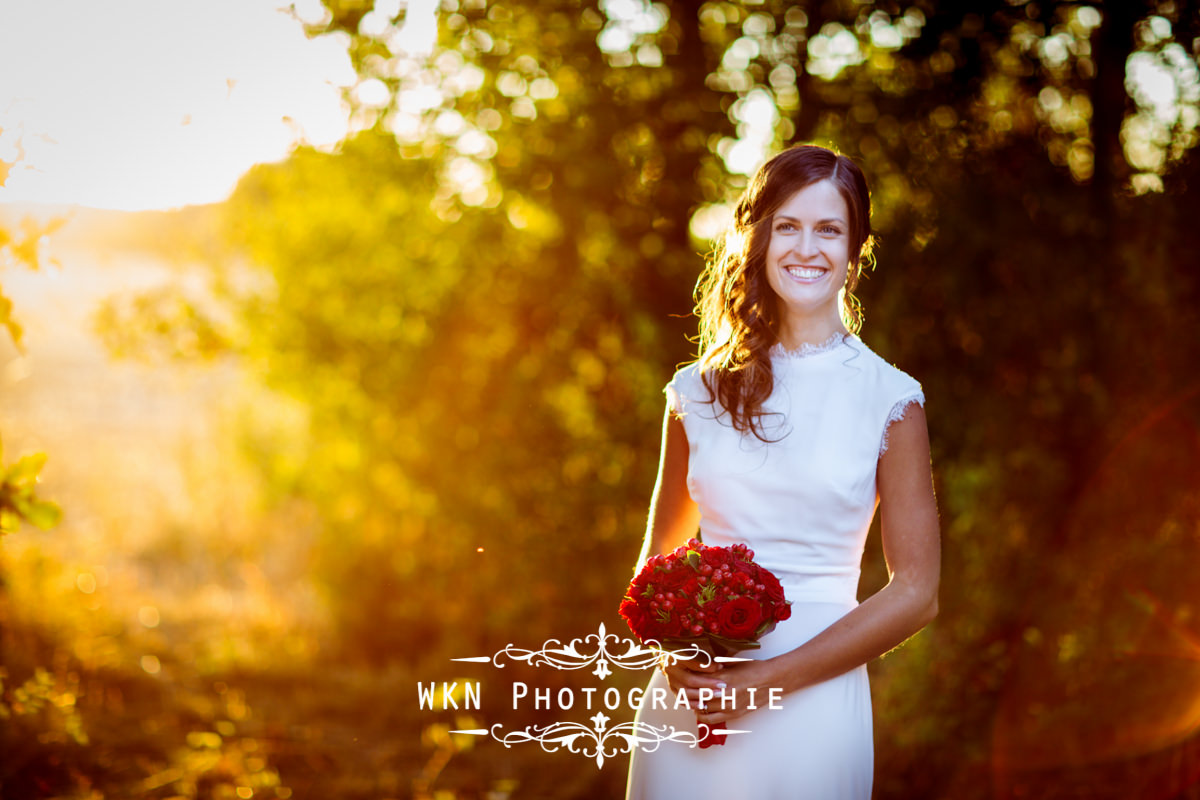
[0,207,634,799]
[1,208,311,660]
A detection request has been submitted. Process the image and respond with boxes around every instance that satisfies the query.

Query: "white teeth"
[786,266,825,279]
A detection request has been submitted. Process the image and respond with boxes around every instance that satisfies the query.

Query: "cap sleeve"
[664,363,703,418]
[879,388,926,456]
[665,377,682,416]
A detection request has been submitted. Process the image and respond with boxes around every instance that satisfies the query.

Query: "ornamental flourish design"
[451,714,748,769]
[451,622,717,680]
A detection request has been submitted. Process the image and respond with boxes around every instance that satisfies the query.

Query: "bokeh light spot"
[76,571,96,594]
[139,605,161,628]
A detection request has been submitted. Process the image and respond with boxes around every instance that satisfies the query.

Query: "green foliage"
[218,127,677,662]
[93,285,234,362]
[0,667,87,745]
[0,614,291,799]
[195,1,752,669]
[0,210,64,537]
[0,445,62,535]
[0,214,65,349]
[1,129,65,531]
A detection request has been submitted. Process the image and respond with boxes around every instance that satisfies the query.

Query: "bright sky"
[0,0,358,210]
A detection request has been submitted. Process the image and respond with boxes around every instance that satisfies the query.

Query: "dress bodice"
[665,333,924,604]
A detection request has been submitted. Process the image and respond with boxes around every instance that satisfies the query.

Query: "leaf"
[9,494,31,518]
[22,499,61,530]
[2,317,22,349]
[5,452,47,488]
[0,290,21,348]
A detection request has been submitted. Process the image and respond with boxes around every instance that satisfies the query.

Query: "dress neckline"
[769,330,852,361]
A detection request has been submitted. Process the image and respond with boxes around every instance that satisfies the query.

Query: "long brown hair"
[694,145,875,440]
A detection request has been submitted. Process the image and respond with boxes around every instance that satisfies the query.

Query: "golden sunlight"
[0,0,355,210]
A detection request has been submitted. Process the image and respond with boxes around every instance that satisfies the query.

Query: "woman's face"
[764,178,852,328]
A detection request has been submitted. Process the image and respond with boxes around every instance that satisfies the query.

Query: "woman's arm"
[679,404,941,723]
[634,405,702,573]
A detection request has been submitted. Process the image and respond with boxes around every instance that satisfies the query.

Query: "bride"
[625,145,940,799]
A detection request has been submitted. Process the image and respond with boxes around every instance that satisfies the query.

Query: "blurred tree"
[215,0,739,661]
[701,1,1200,795]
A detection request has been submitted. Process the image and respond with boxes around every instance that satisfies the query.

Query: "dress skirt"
[625,600,873,800]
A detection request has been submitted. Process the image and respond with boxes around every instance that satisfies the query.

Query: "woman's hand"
[660,653,722,707]
[663,654,782,725]
[685,658,780,726]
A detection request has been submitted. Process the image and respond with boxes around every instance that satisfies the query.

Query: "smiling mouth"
[784,265,827,280]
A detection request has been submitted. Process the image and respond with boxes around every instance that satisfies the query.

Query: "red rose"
[716,596,764,639]
[659,565,689,590]
[703,593,725,615]
[620,596,647,636]
[762,573,785,603]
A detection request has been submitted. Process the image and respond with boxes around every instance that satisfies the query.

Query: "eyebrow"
[773,215,847,225]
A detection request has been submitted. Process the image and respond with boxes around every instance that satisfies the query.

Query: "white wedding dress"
[625,332,924,800]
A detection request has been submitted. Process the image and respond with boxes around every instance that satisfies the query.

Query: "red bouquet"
[619,538,791,747]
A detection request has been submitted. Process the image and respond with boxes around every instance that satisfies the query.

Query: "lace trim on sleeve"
[879,392,926,457]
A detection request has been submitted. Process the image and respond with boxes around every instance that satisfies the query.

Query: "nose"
[792,229,820,259]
